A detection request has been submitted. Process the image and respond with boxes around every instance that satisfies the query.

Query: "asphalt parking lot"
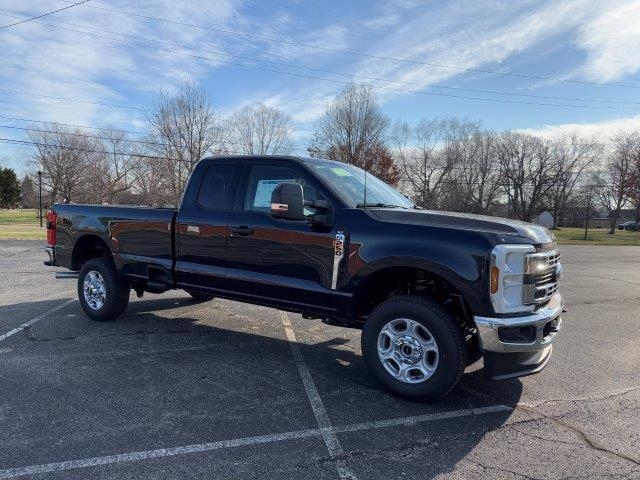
[1,240,639,479]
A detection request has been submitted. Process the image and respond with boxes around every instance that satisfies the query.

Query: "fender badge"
[334,231,345,257]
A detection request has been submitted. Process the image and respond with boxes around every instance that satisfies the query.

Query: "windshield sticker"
[253,179,295,208]
[330,167,352,177]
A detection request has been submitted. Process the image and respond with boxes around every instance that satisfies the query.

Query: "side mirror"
[271,182,304,221]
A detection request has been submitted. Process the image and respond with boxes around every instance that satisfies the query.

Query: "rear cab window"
[196,164,242,210]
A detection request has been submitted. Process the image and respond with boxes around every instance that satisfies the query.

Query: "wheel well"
[353,267,476,335]
[71,235,112,270]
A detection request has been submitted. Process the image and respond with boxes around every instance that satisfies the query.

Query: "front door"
[226,162,343,314]
[175,162,242,292]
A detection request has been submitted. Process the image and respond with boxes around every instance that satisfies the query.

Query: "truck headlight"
[490,244,535,314]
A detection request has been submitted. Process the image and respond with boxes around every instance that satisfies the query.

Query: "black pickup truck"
[44,155,563,400]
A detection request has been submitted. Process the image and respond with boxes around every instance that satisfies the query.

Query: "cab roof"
[201,155,344,167]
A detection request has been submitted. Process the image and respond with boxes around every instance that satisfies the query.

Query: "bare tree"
[624,132,640,225]
[547,134,600,228]
[497,131,559,222]
[392,118,477,209]
[27,126,93,204]
[447,130,503,214]
[227,103,294,155]
[148,81,225,206]
[595,133,635,233]
[88,130,138,204]
[129,152,172,207]
[309,83,396,181]
[574,181,598,240]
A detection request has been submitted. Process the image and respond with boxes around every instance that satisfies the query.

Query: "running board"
[55,272,79,280]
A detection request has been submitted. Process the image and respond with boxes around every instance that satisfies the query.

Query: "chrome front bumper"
[474,293,563,380]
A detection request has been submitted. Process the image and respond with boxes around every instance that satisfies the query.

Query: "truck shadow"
[137,299,523,474]
[125,296,524,404]
[121,297,524,475]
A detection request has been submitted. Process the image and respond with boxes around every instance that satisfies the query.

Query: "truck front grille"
[524,250,561,305]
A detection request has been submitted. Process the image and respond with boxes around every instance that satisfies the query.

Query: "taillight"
[46,210,57,245]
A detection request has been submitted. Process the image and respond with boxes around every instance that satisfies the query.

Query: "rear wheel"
[186,290,215,302]
[78,258,130,321]
[361,295,466,401]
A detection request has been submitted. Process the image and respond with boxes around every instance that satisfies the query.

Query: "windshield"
[310,162,413,208]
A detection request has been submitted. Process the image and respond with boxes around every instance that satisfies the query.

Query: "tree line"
[5,81,640,234]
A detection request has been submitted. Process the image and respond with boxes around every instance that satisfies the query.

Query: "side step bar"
[55,272,79,280]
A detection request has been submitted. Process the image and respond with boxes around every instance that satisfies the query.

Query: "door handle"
[231,226,254,236]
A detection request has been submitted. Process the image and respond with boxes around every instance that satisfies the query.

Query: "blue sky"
[1,0,640,173]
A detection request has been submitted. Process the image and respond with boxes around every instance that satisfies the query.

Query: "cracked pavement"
[0,241,639,479]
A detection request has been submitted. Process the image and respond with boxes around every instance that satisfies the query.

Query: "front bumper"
[474,293,563,381]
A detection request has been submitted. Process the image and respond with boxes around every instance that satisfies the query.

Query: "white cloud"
[262,0,590,120]
[0,0,246,170]
[359,14,401,29]
[574,0,640,82]
[520,115,640,140]
[0,0,244,124]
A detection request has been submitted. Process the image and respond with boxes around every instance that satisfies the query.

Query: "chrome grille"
[524,250,561,305]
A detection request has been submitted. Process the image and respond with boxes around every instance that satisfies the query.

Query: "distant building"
[534,211,554,227]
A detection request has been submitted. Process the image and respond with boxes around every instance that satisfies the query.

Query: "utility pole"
[37,170,43,227]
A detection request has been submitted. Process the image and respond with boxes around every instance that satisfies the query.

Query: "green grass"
[0,209,45,240]
[553,227,640,246]
[0,224,45,240]
[0,209,40,225]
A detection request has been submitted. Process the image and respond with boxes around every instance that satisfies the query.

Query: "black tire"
[361,295,466,401]
[77,258,130,322]
[186,290,215,302]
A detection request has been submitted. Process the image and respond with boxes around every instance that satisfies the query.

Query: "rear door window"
[196,164,241,210]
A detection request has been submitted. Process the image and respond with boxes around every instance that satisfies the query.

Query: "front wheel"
[78,258,130,321]
[361,295,466,401]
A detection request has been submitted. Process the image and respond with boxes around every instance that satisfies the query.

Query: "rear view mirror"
[271,182,304,221]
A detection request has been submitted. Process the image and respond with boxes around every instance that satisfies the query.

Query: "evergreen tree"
[0,167,21,208]
[20,175,37,208]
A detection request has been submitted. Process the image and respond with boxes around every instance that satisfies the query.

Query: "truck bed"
[50,204,177,279]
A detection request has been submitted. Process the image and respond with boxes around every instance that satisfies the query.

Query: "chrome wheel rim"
[377,318,439,384]
[83,270,106,310]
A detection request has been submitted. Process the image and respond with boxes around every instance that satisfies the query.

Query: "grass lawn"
[0,209,45,241]
[552,227,640,246]
[0,209,41,225]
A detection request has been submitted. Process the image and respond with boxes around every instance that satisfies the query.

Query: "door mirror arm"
[304,199,329,210]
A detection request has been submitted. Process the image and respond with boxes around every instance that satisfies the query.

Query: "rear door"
[225,161,345,314]
[175,161,242,292]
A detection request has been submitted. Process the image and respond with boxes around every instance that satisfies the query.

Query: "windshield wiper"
[356,202,404,208]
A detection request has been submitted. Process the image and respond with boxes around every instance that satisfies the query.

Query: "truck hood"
[370,208,555,244]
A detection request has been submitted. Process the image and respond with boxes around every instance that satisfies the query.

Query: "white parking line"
[0,404,511,479]
[0,299,75,343]
[333,404,512,433]
[280,311,358,479]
